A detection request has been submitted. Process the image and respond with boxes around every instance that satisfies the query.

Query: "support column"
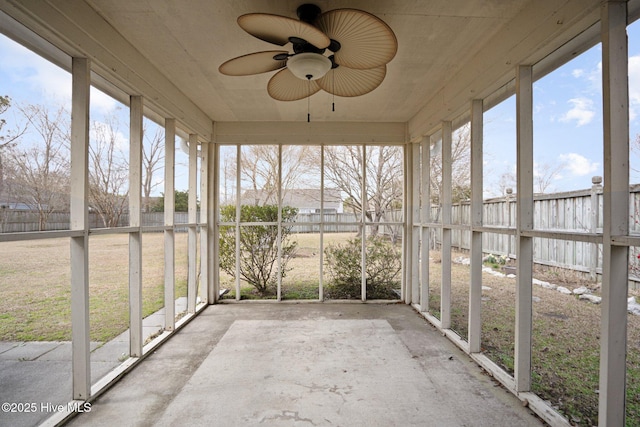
[70,57,91,400]
[405,143,414,304]
[411,142,421,304]
[319,145,325,301]
[361,145,367,302]
[420,136,431,312]
[590,176,602,282]
[515,65,534,392]
[277,144,283,301]
[209,128,219,303]
[441,122,453,329]
[187,133,198,313]
[599,1,629,425]
[469,99,484,353]
[129,95,143,357]
[164,119,176,330]
[199,141,210,305]
[235,145,241,301]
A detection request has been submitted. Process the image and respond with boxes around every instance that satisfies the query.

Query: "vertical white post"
[199,141,209,305]
[599,1,629,425]
[590,176,602,282]
[164,119,176,330]
[469,99,484,353]
[210,128,219,303]
[362,145,367,302]
[319,145,325,301]
[506,188,513,257]
[441,121,452,329]
[187,134,198,313]
[235,145,241,300]
[420,136,431,312]
[411,142,421,304]
[277,144,283,301]
[405,143,414,304]
[129,95,143,357]
[70,57,91,399]
[515,65,534,392]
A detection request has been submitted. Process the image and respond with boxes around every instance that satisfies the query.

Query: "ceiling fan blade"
[267,68,321,101]
[317,65,387,97]
[238,13,330,49]
[316,9,397,69]
[219,51,288,76]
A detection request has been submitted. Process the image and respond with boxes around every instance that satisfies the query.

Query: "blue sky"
[1,20,639,197]
[0,33,190,194]
[484,20,640,196]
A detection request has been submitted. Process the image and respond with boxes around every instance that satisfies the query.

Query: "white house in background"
[239,188,343,214]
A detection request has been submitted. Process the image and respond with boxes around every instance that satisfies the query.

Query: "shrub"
[219,204,298,296]
[324,236,401,299]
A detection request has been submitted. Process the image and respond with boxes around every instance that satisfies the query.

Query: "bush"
[324,236,401,299]
[219,204,298,296]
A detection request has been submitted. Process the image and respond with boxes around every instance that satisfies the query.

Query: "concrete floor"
[0,299,185,427]
[64,303,544,427]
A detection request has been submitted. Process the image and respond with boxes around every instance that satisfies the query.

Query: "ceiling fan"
[218,4,397,103]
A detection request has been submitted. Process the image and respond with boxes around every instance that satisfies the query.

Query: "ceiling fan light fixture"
[287,53,332,80]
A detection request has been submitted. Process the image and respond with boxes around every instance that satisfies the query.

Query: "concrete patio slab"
[0,342,63,361]
[66,303,545,427]
[0,297,190,427]
[0,341,20,354]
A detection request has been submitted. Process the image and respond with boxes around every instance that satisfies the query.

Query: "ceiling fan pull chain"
[307,77,311,122]
[332,69,335,112]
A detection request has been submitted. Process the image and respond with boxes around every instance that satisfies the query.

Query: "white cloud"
[1,35,118,113]
[90,87,120,115]
[560,97,595,126]
[89,120,129,152]
[558,153,599,176]
[0,36,71,102]
[572,69,584,78]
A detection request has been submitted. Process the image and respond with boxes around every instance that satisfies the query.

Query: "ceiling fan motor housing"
[296,4,322,23]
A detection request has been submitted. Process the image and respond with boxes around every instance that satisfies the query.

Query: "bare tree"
[498,171,517,196]
[0,96,27,202]
[89,114,129,227]
[220,149,236,205]
[496,160,565,196]
[142,124,164,212]
[6,103,70,230]
[237,145,316,205]
[0,95,26,148]
[429,123,472,221]
[534,161,565,194]
[324,145,403,236]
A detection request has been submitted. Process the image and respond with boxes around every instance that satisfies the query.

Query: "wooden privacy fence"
[0,210,404,234]
[433,179,640,286]
[6,180,640,285]
[0,211,365,233]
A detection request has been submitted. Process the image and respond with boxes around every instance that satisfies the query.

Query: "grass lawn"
[0,232,188,342]
[1,232,639,425]
[428,250,640,427]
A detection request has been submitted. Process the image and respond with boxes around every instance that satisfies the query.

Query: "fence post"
[506,188,513,257]
[590,176,602,281]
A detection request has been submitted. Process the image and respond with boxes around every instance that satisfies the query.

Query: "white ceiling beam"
[214,121,407,145]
